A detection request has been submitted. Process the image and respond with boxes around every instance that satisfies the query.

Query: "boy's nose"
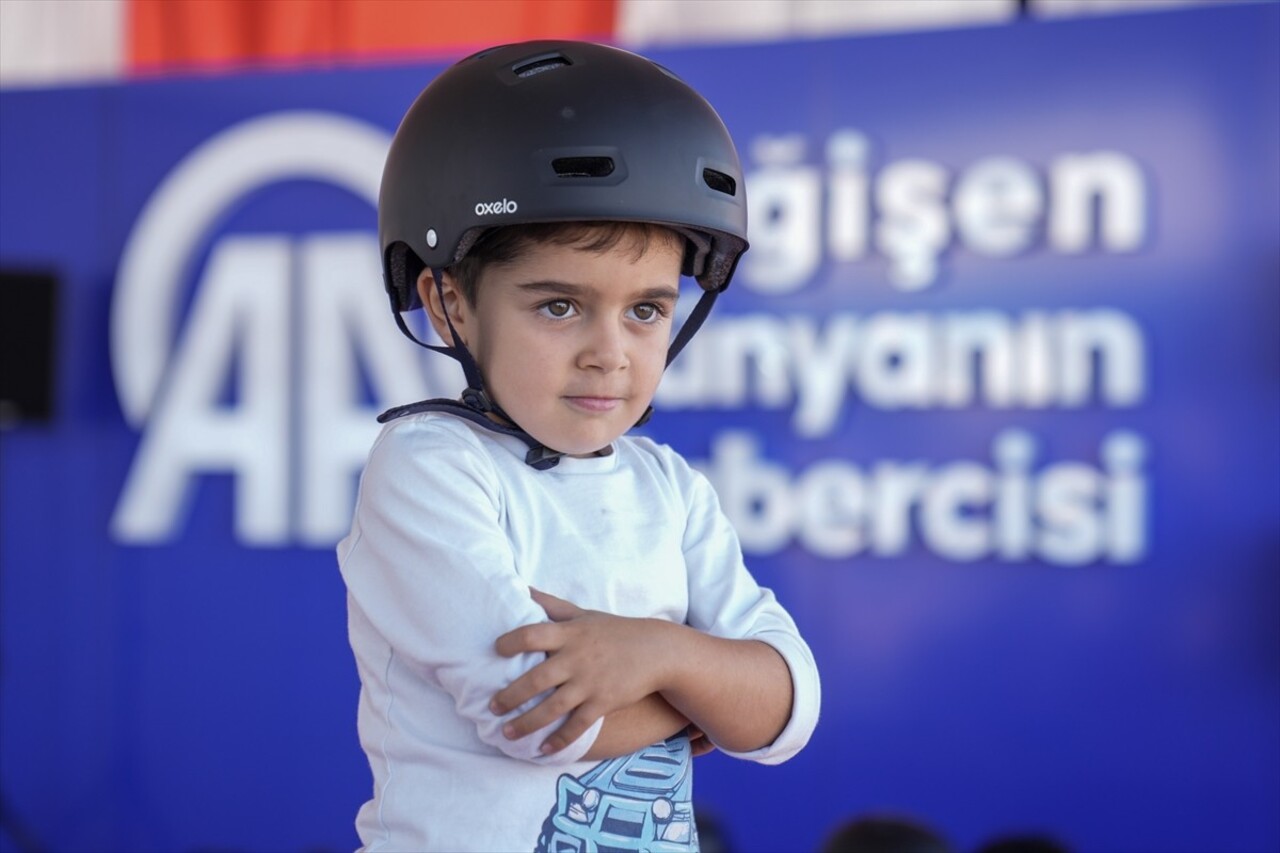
[577,320,628,372]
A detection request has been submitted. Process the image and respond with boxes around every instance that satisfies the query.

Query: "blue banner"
[2,5,1277,851]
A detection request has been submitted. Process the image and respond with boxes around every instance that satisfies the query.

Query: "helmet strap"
[389,298,483,391]
[666,288,720,366]
[389,268,497,405]
[390,269,562,462]
[431,267,486,391]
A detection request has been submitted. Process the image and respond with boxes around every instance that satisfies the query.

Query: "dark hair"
[974,834,1071,853]
[820,814,952,853]
[447,221,685,306]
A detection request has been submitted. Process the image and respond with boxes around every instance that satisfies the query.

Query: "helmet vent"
[702,168,737,196]
[552,157,616,178]
[513,54,572,78]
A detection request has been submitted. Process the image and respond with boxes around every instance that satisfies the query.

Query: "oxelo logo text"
[475,198,519,216]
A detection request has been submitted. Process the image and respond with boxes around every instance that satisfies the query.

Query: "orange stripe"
[128,0,618,74]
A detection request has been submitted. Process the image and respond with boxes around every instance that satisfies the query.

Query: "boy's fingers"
[494,621,562,657]
[491,655,567,714]
[541,704,603,755]
[696,722,716,753]
[500,683,582,741]
[529,588,583,622]
[691,739,717,757]
[686,724,715,756]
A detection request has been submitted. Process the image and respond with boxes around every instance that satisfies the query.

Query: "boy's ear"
[418,268,471,346]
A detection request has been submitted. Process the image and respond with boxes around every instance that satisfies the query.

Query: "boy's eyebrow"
[516,280,680,302]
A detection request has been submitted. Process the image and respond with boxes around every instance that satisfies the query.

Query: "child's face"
[426,235,684,455]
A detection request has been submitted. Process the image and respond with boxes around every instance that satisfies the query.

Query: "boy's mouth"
[563,395,623,413]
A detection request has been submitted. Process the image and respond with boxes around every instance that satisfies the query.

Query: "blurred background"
[1,1,1276,851]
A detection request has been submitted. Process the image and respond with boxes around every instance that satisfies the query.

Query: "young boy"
[339,40,820,851]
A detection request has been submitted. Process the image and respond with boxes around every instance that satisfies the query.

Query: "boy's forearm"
[490,596,797,757]
[656,624,794,754]
[582,692,690,761]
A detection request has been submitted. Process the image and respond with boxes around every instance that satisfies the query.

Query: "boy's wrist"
[645,618,702,697]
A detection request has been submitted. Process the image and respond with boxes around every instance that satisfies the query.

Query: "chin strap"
[385,269,569,469]
[377,395,569,470]
[385,269,716,469]
[390,269,487,391]
[667,287,719,367]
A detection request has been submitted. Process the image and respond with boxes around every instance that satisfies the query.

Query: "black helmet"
[379,39,748,314]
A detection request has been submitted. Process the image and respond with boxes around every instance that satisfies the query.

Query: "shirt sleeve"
[674,453,821,766]
[338,416,601,765]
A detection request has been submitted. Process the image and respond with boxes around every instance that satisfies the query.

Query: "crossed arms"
[341,418,818,768]
[491,588,795,760]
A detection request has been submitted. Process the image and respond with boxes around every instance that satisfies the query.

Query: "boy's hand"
[688,724,716,757]
[491,588,678,755]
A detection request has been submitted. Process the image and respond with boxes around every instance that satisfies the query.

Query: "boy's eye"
[629,303,665,323]
[539,300,576,319]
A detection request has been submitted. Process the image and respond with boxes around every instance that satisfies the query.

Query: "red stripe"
[127,0,619,75]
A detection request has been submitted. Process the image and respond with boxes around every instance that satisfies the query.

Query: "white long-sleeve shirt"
[339,413,820,851]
